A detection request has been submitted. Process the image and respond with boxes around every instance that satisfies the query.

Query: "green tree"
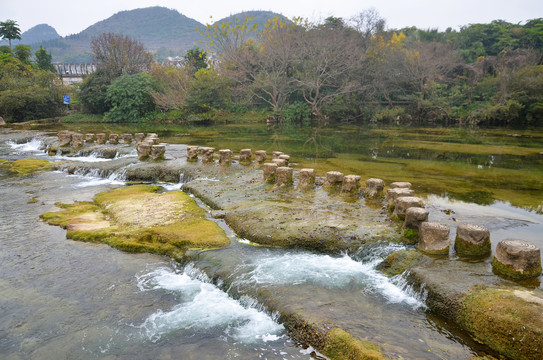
[13,44,32,65]
[0,19,21,50]
[186,68,232,113]
[35,46,55,72]
[183,47,208,74]
[78,71,112,114]
[104,73,156,122]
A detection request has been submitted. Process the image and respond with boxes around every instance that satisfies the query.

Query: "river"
[1,125,542,359]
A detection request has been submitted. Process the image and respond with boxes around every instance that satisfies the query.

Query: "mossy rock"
[491,256,542,280]
[40,185,230,258]
[460,286,543,360]
[0,158,52,175]
[376,249,424,277]
[455,236,491,257]
[323,328,388,360]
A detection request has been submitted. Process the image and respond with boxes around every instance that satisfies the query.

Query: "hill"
[23,8,288,62]
[215,11,288,33]
[0,24,60,47]
[39,7,205,62]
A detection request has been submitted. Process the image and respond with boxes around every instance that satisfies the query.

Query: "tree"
[13,44,32,65]
[35,46,55,72]
[91,33,153,78]
[104,73,156,122]
[183,47,208,74]
[0,20,21,50]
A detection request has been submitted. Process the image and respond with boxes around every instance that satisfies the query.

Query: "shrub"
[283,101,312,127]
[104,73,156,122]
[78,71,112,114]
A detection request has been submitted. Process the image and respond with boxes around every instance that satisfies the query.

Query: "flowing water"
[1,125,542,359]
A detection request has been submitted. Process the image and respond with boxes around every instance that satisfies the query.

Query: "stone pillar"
[342,175,361,193]
[134,133,145,144]
[365,178,385,198]
[325,171,344,187]
[109,133,119,144]
[201,147,215,163]
[492,239,542,279]
[275,167,293,187]
[404,207,429,231]
[255,150,267,164]
[151,145,166,160]
[96,133,106,145]
[0,116,5,127]
[393,196,424,220]
[298,168,316,189]
[85,133,95,142]
[137,142,151,160]
[187,146,199,161]
[272,151,284,159]
[58,131,72,147]
[278,154,290,166]
[219,149,232,165]
[71,133,83,148]
[262,163,278,182]
[122,133,132,144]
[387,188,415,206]
[455,224,491,257]
[419,222,450,255]
[272,158,287,167]
[240,149,252,162]
[390,182,412,189]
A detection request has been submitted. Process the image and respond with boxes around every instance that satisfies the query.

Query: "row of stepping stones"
[390,184,541,280]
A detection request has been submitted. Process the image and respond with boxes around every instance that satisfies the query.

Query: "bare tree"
[91,33,153,77]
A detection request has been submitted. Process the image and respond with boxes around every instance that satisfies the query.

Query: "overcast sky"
[1,0,542,36]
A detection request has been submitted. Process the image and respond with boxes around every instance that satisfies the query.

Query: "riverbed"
[1,125,542,359]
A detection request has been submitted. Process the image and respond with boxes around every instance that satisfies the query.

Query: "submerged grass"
[40,185,230,259]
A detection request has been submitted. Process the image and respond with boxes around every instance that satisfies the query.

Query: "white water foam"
[136,265,284,344]
[237,247,424,309]
[7,138,46,154]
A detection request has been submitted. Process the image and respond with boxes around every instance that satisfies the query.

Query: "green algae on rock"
[0,158,53,175]
[40,185,230,259]
[323,328,388,360]
[376,249,424,277]
[461,286,543,360]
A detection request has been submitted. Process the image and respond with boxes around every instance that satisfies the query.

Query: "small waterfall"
[136,264,285,344]
[7,138,46,154]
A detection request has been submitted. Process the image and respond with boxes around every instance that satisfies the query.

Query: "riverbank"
[2,128,542,359]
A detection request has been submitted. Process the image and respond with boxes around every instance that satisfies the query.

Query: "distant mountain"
[39,7,205,62]
[0,24,60,47]
[215,11,288,33]
[25,7,288,62]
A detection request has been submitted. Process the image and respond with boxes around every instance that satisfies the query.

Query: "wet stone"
[365,178,385,198]
[342,175,361,193]
[387,188,415,206]
[219,149,232,165]
[122,133,132,144]
[419,222,450,255]
[390,182,412,189]
[240,149,252,162]
[255,150,267,163]
[201,147,215,163]
[262,163,278,182]
[298,168,316,189]
[275,167,293,187]
[58,131,72,147]
[404,207,429,231]
[272,151,284,159]
[137,143,151,160]
[96,133,106,144]
[272,158,287,167]
[151,145,166,161]
[278,154,290,166]
[84,133,95,142]
[71,133,83,148]
[0,116,5,127]
[134,133,145,144]
[394,196,424,220]
[492,239,542,279]
[455,224,491,257]
[109,134,119,144]
[325,171,344,187]
[187,146,199,161]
